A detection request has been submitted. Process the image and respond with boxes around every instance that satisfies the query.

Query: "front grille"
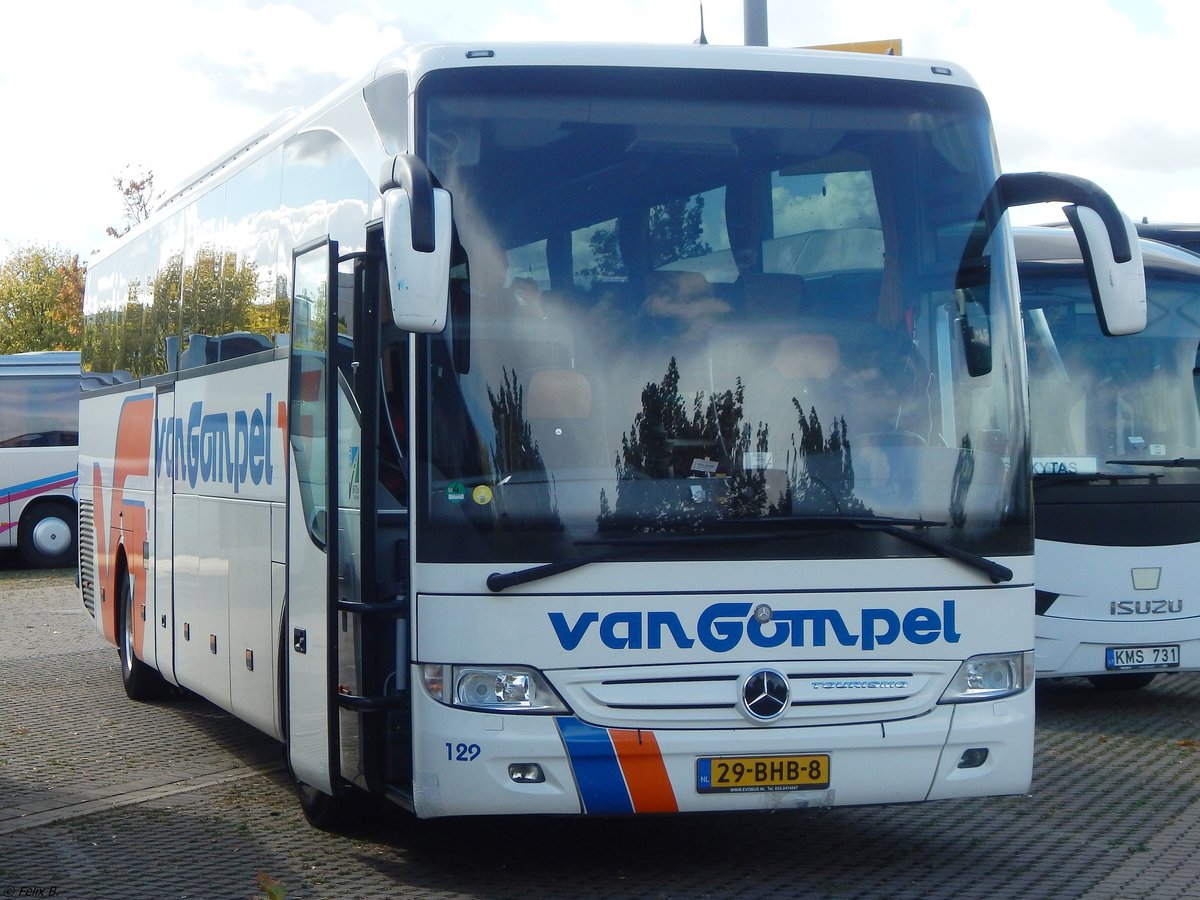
[549,660,957,730]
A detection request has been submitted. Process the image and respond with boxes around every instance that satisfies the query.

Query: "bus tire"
[295,781,356,831]
[1087,672,1157,691]
[18,501,76,569]
[117,571,168,701]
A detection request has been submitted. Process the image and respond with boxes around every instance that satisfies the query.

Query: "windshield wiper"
[486,534,711,592]
[851,519,1012,584]
[486,513,1012,591]
[1106,457,1200,469]
[1036,471,1162,486]
[765,515,1011,582]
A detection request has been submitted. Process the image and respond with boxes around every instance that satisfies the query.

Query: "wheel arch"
[106,543,130,649]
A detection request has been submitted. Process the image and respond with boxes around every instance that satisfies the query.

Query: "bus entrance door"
[285,238,344,801]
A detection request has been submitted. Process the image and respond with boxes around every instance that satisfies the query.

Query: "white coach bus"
[78,42,1144,825]
[1018,226,1199,689]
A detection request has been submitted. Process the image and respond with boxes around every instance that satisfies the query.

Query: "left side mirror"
[380,154,452,333]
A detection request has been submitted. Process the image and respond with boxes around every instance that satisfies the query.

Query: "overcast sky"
[1,0,1196,263]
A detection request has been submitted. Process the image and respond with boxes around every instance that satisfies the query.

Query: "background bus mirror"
[958,294,992,377]
[1064,205,1146,336]
[383,186,452,333]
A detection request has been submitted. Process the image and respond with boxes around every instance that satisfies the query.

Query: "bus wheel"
[1087,672,1157,691]
[18,502,76,568]
[118,572,167,701]
[296,780,356,831]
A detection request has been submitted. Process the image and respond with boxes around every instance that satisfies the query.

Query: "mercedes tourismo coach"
[78,42,1144,825]
[1018,226,1198,689]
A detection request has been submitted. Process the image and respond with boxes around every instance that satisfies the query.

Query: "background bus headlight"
[421,664,568,713]
[939,651,1034,703]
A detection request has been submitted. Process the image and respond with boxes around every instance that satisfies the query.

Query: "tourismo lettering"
[155,395,275,493]
[548,600,961,652]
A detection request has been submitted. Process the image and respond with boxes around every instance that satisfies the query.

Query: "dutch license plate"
[696,754,830,793]
[1106,644,1180,670]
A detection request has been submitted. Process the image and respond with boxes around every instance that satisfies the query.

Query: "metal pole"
[744,0,768,46]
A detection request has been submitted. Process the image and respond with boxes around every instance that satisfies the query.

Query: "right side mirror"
[1063,205,1146,336]
[960,172,1149,346]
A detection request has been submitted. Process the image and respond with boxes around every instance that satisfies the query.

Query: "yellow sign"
[804,39,902,57]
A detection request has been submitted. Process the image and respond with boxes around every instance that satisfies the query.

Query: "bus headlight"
[939,651,1034,703]
[421,664,569,713]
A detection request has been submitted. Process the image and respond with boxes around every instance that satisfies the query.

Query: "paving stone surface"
[1,553,1198,899]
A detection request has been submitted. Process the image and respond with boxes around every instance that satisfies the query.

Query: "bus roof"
[1014,225,1200,278]
[144,41,981,237]
[374,41,977,89]
[0,351,81,377]
[1134,221,1200,256]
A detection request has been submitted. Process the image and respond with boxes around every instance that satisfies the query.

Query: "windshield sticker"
[446,482,467,503]
[1032,457,1097,475]
[472,484,494,506]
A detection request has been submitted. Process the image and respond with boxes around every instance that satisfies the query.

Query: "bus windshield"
[414,65,1028,565]
[1023,244,1200,482]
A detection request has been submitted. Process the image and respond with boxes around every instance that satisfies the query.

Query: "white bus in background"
[0,352,127,567]
[78,42,1144,827]
[1018,226,1200,689]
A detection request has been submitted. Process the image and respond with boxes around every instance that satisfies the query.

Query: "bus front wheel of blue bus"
[18,501,76,569]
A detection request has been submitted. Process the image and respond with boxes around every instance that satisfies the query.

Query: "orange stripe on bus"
[96,394,155,645]
[609,729,677,813]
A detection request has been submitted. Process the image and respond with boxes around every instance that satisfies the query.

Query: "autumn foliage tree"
[0,166,161,356]
[0,245,84,353]
[105,167,157,238]
[84,246,276,378]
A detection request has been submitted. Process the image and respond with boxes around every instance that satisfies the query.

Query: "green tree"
[579,194,713,279]
[0,245,84,353]
[648,196,711,268]
[603,357,762,528]
[486,367,561,530]
[785,402,867,515]
[84,247,269,378]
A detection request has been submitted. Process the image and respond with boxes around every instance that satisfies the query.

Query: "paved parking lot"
[2,555,1198,899]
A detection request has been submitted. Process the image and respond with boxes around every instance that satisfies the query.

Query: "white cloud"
[0,0,405,259]
[1,0,1196,262]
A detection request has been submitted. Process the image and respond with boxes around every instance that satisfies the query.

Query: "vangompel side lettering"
[549,600,961,652]
[155,395,275,492]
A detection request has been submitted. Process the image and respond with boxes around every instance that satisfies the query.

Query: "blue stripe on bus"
[0,470,78,502]
[556,717,634,815]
